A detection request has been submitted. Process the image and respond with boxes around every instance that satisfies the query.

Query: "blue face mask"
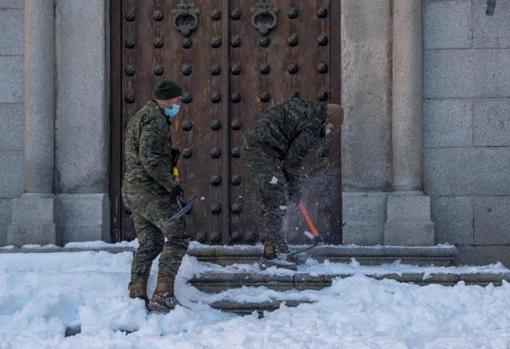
[164,104,180,118]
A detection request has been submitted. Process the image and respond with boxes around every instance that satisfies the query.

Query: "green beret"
[154,80,183,100]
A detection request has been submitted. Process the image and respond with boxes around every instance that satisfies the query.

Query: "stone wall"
[423,0,510,265]
[0,0,24,245]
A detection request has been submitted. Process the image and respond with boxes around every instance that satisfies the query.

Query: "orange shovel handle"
[298,202,320,238]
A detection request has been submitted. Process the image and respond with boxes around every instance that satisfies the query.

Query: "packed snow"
[1,248,510,348]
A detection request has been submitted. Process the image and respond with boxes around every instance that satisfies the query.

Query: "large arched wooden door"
[110,0,342,244]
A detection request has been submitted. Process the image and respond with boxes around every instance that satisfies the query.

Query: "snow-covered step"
[190,271,510,293]
[188,244,458,266]
[1,243,458,266]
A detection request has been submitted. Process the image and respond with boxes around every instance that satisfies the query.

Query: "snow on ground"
[1,250,510,348]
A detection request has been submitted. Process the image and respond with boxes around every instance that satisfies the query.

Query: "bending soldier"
[243,98,343,270]
[122,80,188,313]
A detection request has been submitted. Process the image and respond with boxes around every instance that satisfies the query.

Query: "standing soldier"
[243,98,343,270]
[122,80,189,313]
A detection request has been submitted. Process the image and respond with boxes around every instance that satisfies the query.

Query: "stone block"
[342,192,387,245]
[473,98,510,146]
[0,103,23,150]
[341,0,392,190]
[0,56,23,103]
[7,194,57,246]
[0,9,23,55]
[342,222,384,246]
[0,151,23,198]
[473,196,510,245]
[473,0,510,48]
[424,0,472,49]
[423,99,473,148]
[57,194,110,243]
[384,193,435,246]
[431,196,473,245]
[0,0,23,9]
[424,147,510,196]
[0,199,12,246]
[55,0,109,193]
[425,49,510,98]
[457,245,510,267]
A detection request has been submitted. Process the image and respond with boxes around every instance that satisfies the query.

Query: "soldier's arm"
[283,130,318,203]
[139,116,178,192]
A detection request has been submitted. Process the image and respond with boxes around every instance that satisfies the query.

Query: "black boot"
[259,239,297,271]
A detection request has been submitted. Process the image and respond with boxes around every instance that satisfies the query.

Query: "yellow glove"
[172,166,179,177]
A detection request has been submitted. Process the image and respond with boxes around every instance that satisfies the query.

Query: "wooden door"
[110,0,341,244]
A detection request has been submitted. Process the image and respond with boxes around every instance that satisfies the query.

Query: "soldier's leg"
[129,211,164,300]
[245,150,287,240]
[158,214,189,283]
[135,195,190,312]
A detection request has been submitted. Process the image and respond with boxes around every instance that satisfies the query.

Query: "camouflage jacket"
[244,97,327,164]
[122,100,178,196]
[243,97,327,191]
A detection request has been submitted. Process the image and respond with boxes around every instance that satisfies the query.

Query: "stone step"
[190,271,510,293]
[188,244,458,266]
[209,299,313,316]
[0,244,458,266]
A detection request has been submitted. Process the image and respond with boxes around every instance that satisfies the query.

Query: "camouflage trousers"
[123,191,190,285]
[243,147,291,242]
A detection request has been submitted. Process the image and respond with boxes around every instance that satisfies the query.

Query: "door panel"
[111,0,342,244]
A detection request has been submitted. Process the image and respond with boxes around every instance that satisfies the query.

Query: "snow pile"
[1,251,510,348]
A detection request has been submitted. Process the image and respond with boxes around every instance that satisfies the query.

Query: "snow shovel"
[165,194,199,224]
[288,202,325,257]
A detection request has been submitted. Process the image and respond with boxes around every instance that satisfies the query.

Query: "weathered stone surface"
[473,98,510,146]
[0,9,23,54]
[341,0,392,190]
[24,0,55,193]
[0,56,23,103]
[0,199,12,246]
[0,103,23,150]
[457,245,510,268]
[57,194,110,243]
[423,99,473,148]
[424,147,510,196]
[7,194,57,246]
[473,196,510,245]
[55,0,109,193]
[0,151,23,198]
[431,196,473,245]
[425,49,510,98]
[392,0,423,191]
[342,192,387,245]
[424,0,472,49]
[384,192,435,245]
[0,0,23,9]
[473,0,510,48]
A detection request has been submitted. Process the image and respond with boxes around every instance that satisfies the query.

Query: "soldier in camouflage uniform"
[122,80,189,313]
[243,98,342,269]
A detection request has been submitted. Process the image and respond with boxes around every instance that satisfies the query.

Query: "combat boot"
[148,276,181,313]
[259,239,298,271]
[128,282,149,305]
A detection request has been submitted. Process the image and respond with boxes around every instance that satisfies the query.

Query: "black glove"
[288,186,301,205]
[171,148,180,167]
[170,184,184,199]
